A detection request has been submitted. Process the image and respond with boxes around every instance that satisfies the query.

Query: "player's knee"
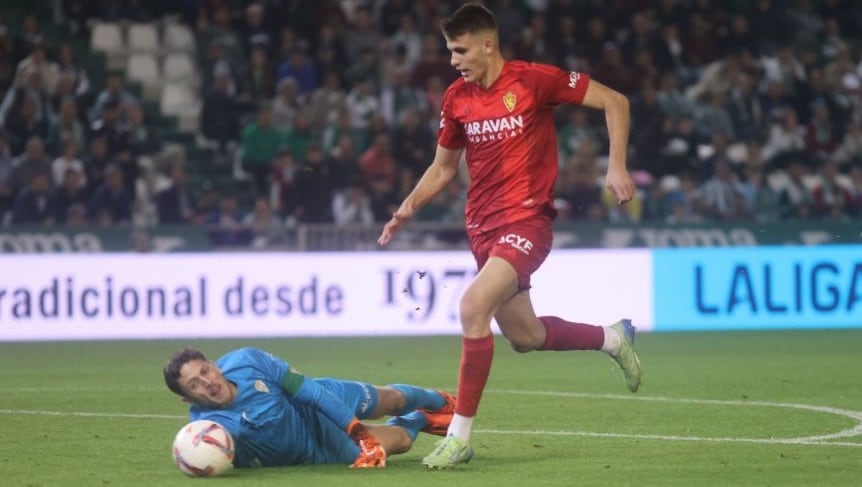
[459,294,492,335]
[506,338,531,353]
[385,428,413,455]
[400,429,413,452]
[508,336,539,353]
[501,325,544,353]
[374,387,406,418]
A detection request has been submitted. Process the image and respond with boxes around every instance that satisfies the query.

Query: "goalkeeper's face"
[177,359,237,408]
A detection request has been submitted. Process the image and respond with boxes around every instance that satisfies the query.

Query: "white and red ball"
[172,420,235,477]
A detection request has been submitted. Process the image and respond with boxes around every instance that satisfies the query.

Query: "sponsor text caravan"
[465,115,524,143]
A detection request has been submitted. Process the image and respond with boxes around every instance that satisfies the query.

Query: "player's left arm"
[279,369,356,429]
[280,370,386,468]
[579,79,635,204]
[251,349,385,466]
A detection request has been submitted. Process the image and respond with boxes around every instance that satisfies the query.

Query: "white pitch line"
[0,409,185,420]
[485,389,862,446]
[1,390,861,448]
[474,429,862,448]
[0,386,164,392]
[487,389,862,422]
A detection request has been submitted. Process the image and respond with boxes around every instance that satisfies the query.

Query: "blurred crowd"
[0,13,159,228]
[1,0,862,248]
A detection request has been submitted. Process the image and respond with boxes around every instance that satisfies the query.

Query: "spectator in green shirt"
[241,105,284,195]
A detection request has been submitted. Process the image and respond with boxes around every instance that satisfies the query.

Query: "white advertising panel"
[0,250,653,341]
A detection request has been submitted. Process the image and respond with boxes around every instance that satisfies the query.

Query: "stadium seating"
[89,22,123,54]
[160,80,198,115]
[125,53,161,100]
[89,22,125,69]
[126,23,160,54]
[163,22,196,54]
[162,52,198,86]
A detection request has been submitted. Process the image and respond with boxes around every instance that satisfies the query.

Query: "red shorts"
[468,216,553,291]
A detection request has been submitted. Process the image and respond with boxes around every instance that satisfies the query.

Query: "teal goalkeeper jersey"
[188,348,361,467]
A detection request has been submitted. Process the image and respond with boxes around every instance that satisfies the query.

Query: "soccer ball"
[171,420,235,477]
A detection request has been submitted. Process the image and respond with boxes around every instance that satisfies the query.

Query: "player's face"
[177,359,236,408]
[445,32,492,85]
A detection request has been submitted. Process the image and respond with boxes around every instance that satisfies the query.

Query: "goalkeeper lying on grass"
[163,347,454,468]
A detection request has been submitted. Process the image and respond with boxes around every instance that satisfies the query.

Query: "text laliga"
[223,275,344,316]
[694,262,862,314]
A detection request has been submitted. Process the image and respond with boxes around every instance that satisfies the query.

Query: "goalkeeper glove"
[346,419,387,468]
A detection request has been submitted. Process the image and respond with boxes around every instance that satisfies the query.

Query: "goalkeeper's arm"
[279,370,386,467]
[279,369,355,430]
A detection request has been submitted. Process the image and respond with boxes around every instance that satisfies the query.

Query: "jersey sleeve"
[437,86,467,150]
[290,378,356,430]
[528,62,591,107]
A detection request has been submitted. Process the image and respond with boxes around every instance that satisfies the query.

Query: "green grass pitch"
[0,330,860,486]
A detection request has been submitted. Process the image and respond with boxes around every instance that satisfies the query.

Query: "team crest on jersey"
[502,91,516,112]
[254,380,269,393]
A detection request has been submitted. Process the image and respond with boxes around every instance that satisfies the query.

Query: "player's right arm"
[579,79,635,204]
[377,144,462,246]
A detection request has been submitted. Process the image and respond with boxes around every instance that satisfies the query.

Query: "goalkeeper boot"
[419,391,456,436]
[609,319,642,392]
[422,435,474,469]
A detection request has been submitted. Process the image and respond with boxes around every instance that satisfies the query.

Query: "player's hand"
[377,207,413,246]
[605,166,635,204]
[346,420,387,468]
[350,437,387,468]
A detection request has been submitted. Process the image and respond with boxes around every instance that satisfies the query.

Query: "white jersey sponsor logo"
[358,383,373,414]
[568,71,581,89]
[465,115,525,143]
[498,233,534,255]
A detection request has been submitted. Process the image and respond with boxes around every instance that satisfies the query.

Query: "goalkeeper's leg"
[376,384,448,417]
[363,423,413,456]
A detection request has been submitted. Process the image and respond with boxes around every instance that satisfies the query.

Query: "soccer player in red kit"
[377,2,642,469]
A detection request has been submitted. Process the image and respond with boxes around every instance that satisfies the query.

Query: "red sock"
[538,316,604,351]
[455,335,494,417]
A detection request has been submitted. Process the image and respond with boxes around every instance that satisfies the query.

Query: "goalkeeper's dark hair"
[164,347,208,396]
[441,2,497,39]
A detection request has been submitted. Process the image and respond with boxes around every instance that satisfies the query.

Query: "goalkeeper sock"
[386,411,425,441]
[389,384,446,415]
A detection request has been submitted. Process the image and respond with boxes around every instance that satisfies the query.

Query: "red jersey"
[437,61,590,236]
